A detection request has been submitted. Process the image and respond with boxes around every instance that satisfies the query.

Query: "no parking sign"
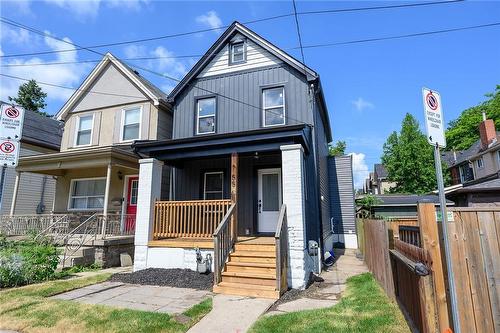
[0,139,20,167]
[0,102,25,168]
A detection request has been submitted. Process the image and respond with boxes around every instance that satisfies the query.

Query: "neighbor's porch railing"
[275,204,288,294]
[153,199,232,239]
[213,203,237,284]
[0,214,69,236]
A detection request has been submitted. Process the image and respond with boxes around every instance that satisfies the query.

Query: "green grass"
[0,273,212,333]
[250,273,410,333]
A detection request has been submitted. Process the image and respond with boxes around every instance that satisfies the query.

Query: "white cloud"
[349,152,370,190]
[196,10,223,32]
[352,97,374,112]
[0,31,90,104]
[45,0,101,19]
[0,26,33,45]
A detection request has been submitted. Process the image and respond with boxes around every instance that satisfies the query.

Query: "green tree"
[356,194,382,218]
[446,85,500,150]
[8,80,48,116]
[381,113,449,194]
[329,140,346,156]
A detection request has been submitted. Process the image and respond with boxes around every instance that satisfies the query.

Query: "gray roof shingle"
[374,164,388,178]
[22,109,62,150]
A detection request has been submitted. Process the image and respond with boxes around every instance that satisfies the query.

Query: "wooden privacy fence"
[153,199,232,239]
[360,204,500,333]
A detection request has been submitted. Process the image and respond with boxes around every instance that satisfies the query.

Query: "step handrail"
[275,204,288,294]
[61,213,99,268]
[34,214,69,241]
[213,203,237,285]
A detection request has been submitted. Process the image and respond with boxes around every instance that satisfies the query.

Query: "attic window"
[230,41,246,64]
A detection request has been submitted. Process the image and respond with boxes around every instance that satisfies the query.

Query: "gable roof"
[374,164,388,178]
[168,21,319,100]
[443,132,500,168]
[56,53,168,121]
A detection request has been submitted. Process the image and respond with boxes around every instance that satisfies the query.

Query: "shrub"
[0,235,59,288]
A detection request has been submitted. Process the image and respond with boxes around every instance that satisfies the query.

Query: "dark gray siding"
[157,107,173,141]
[173,65,313,139]
[172,153,282,235]
[329,156,356,234]
[315,102,331,240]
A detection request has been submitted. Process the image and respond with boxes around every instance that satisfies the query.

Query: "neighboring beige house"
[13,53,172,225]
[364,164,395,194]
[0,108,61,215]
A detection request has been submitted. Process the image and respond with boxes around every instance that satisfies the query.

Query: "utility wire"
[0,0,465,58]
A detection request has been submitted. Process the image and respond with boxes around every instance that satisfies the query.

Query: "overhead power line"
[0,0,464,58]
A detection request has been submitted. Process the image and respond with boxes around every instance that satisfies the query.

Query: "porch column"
[101,163,112,236]
[280,144,308,288]
[9,171,21,216]
[231,152,238,239]
[134,158,163,271]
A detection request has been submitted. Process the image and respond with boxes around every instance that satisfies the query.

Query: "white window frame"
[230,41,245,64]
[203,171,224,200]
[67,177,106,211]
[476,157,484,169]
[73,113,94,147]
[119,106,143,143]
[497,150,500,167]
[196,97,216,135]
[262,86,286,127]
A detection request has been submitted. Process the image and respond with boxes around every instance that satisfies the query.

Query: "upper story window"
[121,107,141,142]
[196,97,216,135]
[75,114,93,146]
[497,150,500,167]
[230,41,245,64]
[476,157,484,169]
[204,171,223,199]
[459,164,473,183]
[263,87,285,127]
[69,178,105,210]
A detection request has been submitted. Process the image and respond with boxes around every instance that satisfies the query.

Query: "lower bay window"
[69,178,106,210]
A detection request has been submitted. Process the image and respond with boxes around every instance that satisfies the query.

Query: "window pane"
[205,173,223,192]
[262,174,279,211]
[198,98,216,117]
[88,197,105,209]
[77,130,91,145]
[71,198,87,209]
[205,192,222,200]
[263,88,284,108]
[73,179,105,196]
[265,107,285,126]
[90,180,106,195]
[130,180,138,205]
[198,116,215,134]
[232,43,244,62]
[123,124,140,141]
[124,108,141,125]
[79,115,93,131]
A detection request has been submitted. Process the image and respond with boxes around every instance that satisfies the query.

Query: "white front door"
[257,168,282,233]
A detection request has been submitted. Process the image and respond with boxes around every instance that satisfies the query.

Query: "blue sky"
[1,0,499,188]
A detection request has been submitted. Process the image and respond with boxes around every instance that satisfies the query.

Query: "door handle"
[258,203,262,213]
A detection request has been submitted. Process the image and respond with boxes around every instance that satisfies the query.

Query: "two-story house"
[131,22,332,299]
[12,53,172,232]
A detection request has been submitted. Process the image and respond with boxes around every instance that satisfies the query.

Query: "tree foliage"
[446,85,500,150]
[382,113,449,194]
[8,80,48,116]
[329,140,346,156]
[356,194,382,218]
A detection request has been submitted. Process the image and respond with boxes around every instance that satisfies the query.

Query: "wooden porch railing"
[213,203,237,284]
[275,204,288,294]
[153,199,232,239]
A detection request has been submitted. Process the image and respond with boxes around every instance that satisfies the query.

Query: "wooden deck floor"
[148,236,274,249]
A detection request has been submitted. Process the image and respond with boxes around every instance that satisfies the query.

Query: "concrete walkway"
[266,249,368,316]
[187,294,274,333]
[52,281,211,314]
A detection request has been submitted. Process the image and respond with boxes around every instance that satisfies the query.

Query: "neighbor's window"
[497,150,500,166]
[476,157,484,169]
[69,178,105,210]
[263,87,285,127]
[196,97,216,134]
[459,164,473,183]
[129,179,139,205]
[75,115,93,146]
[122,108,141,141]
[204,172,223,200]
[230,41,245,64]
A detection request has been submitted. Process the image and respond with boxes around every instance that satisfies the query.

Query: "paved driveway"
[52,281,211,314]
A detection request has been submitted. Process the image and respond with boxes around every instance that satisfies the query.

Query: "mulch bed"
[109,268,214,290]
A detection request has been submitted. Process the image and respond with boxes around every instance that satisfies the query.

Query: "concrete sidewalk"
[187,294,274,333]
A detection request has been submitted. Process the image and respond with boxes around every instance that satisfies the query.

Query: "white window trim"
[230,41,245,64]
[67,177,106,211]
[476,157,484,169]
[262,87,286,127]
[119,106,143,143]
[196,98,216,135]
[129,179,139,205]
[203,171,224,200]
[73,113,94,147]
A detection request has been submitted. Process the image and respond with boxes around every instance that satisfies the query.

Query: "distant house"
[443,115,500,206]
[0,108,61,215]
[364,164,395,194]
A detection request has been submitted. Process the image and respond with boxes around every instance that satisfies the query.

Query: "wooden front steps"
[213,237,280,299]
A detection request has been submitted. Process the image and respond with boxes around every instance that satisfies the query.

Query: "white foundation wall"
[146,248,214,271]
[323,233,359,251]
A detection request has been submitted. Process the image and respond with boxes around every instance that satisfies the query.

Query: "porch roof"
[17,146,139,175]
[133,124,311,163]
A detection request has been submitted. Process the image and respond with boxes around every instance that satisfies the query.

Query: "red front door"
[125,176,139,231]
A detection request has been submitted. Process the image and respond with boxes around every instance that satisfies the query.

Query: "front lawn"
[0,273,212,333]
[250,273,410,333]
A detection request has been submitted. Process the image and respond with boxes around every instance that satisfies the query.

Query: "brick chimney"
[479,113,497,149]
